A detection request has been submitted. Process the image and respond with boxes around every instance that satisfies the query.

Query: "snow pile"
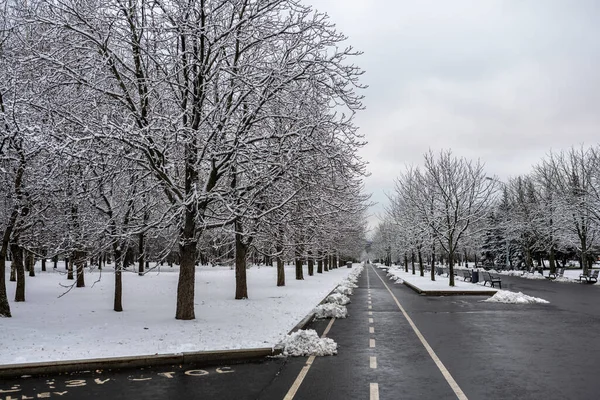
[341,279,358,289]
[483,290,549,304]
[334,285,353,296]
[281,329,337,356]
[313,303,348,319]
[498,270,545,279]
[326,293,351,305]
[521,273,546,280]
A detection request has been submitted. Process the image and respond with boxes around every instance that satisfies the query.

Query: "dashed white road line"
[369,339,376,348]
[371,266,469,400]
[369,318,374,324]
[370,383,379,400]
[369,326,375,334]
[370,356,377,369]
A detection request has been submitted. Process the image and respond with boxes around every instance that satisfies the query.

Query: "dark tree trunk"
[295,258,303,280]
[11,243,25,302]
[65,257,69,271]
[464,249,468,268]
[430,246,436,281]
[448,239,456,286]
[324,255,329,272]
[75,251,85,288]
[317,258,323,274]
[418,247,424,277]
[234,224,249,299]
[276,256,285,286]
[404,253,408,273]
[308,256,314,276]
[53,255,58,269]
[41,258,46,272]
[113,250,123,312]
[0,229,14,316]
[295,243,304,280]
[67,256,74,280]
[138,232,145,276]
[411,250,415,275]
[26,250,35,277]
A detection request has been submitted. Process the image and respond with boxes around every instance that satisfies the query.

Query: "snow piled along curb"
[314,303,348,319]
[281,329,337,356]
[483,290,549,304]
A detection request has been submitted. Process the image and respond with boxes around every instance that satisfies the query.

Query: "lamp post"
[486,177,510,270]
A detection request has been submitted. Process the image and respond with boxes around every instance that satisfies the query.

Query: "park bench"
[481,271,502,289]
[579,270,599,283]
[547,268,565,280]
[462,270,472,282]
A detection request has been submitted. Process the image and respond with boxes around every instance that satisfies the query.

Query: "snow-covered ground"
[383,266,550,304]
[1,263,358,365]
[495,268,594,283]
[384,267,498,293]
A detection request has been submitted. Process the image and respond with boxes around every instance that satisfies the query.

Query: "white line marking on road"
[370,339,375,348]
[371,266,469,400]
[369,318,374,323]
[284,318,336,400]
[368,311,373,316]
[368,300,372,304]
[369,326,375,334]
[370,383,379,400]
[368,305,372,309]
[370,356,377,369]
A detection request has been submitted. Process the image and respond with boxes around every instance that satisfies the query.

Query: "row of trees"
[374,147,600,286]
[0,0,369,318]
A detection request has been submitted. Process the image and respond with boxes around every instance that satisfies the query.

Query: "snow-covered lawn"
[1,263,358,365]
[385,267,498,293]
[495,268,596,284]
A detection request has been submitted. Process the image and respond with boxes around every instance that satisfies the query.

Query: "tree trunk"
[308,257,314,276]
[138,232,145,276]
[234,227,248,300]
[448,241,455,286]
[276,256,285,286]
[67,256,74,280]
[464,249,468,268]
[114,266,123,312]
[317,258,323,274]
[41,258,46,272]
[404,253,408,273]
[26,250,35,277]
[75,251,85,288]
[323,255,329,272]
[11,243,25,302]
[418,247,424,277]
[411,250,415,275]
[0,240,12,316]
[430,245,436,281]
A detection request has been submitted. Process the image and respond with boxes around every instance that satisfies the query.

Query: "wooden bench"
[579,270,599,283]
[462,270,472,282]
[481,271,502,288]
[547,268,565,280]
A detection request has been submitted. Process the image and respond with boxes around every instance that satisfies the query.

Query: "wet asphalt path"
[3,266,600,399]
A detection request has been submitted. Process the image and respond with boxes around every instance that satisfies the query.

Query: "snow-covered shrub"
[483,290,549,304]
[334,285,353,296]
[326,293,350,305]
[281,329,337,356]
[313,303,348,319]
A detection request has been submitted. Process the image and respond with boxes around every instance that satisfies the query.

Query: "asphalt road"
[3,266,600,400]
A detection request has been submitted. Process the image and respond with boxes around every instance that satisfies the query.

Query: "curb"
[0,348,281,379]
[402,280,497,296]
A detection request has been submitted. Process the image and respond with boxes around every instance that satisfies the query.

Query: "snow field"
[1,263,359,365]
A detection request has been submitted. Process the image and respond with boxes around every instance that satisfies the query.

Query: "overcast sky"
[312,0,600,232]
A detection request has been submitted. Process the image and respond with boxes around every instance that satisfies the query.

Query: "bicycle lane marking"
[371,265,469,400]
